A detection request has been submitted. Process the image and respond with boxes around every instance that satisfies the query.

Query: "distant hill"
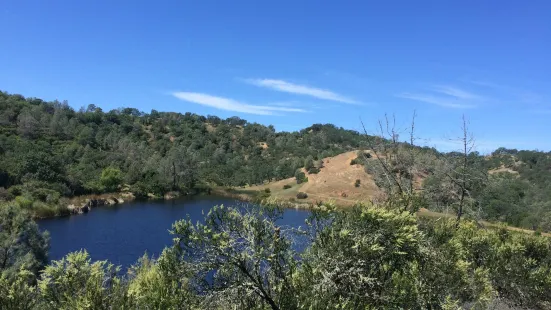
[2,90,551,232]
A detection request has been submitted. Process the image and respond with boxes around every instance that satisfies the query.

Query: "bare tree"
[437,115,486,226]
[360,111,425,213]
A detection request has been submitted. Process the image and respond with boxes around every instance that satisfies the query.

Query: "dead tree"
[439,115,486,226]
[360,111,424,213]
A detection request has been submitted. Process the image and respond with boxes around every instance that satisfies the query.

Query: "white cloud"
[396,93,476,109]
[245,78,360,105]
[431,85,482,100]
[397,84,484,109]
[172,92,307,115]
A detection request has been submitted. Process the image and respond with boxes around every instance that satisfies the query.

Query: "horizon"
[1,1,550,152]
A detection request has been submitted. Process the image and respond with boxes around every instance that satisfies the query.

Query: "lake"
[38,196,310,269]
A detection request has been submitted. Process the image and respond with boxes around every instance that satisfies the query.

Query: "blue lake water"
[38,196,310,269]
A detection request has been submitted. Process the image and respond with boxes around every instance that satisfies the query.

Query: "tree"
[38,251,129,309]
[169,204,298,309]
[303,155,314,170]
[100,167,123,192]
[295,170,306,184]
[437,116,487,225]
[17,109,40,139]
[361,112,427,212]
[0,203,49,279]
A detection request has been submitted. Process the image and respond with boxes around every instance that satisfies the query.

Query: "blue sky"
[1,1,550,152]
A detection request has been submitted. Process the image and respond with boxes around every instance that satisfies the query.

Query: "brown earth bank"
[63,192,135,215]
[36,190,190,219]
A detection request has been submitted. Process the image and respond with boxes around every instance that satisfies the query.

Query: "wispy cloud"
[172,92,307,115]
[397,93,476,109]
[430,85,482,100]
[465,79,545,106]
[245,78,360,105]
[397,85,482,109]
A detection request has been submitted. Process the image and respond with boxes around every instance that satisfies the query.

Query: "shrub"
[100,167,123,192]
[0,187,11,201]
[8,185,23,197]
[15,196,33,209]
[254,190,271,202]
[131,182,149,200]
[350,158,363,165]
[283,184,292,190]
[264,188,271,193]
[296,192,308,199]
[295,171,307,184]
[308,167,320,174]
[355,179,361,187]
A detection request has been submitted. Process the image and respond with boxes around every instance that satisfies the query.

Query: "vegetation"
[0,91,361,217]
[307,167,320,174]
[2,89,551,229]
[294,170,308,184]
[2,200,551,309]
[296,192,308,199]
[4,89,551,307]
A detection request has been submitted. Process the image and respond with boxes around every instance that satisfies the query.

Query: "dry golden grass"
[488,166,519,175]
[248,151,380,205]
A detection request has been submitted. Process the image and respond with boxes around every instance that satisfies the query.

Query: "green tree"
[0,203,49,279]
[169,203,298,309]
[38,251,130,309]
[100,167,123,192]
[295,170,306,184]
[303,155,314,170]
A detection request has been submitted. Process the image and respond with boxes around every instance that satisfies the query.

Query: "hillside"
[248,151,380,205]
[2,90,551,233]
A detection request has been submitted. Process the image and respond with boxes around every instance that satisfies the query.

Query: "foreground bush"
[2,201,551,309]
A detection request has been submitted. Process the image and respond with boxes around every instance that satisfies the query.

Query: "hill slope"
[248,151,380,205]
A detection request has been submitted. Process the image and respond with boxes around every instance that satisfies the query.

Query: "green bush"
[8,185,23,197]
[0,187,11,201]
[100,167,123,193]
[15,196,33,209]
[355,179,361,187]
[295,170,307,184]
[283,184,292,189]
[264,188,271,193]
[131,182,150,200]
[350,158,363,165]
[296,192,308,199]
[308,167,320,174]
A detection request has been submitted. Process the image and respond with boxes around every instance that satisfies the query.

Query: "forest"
[2,90,551,309]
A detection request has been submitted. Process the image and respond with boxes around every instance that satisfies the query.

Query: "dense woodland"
[2,91,551,309]
[0,91,361,215]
